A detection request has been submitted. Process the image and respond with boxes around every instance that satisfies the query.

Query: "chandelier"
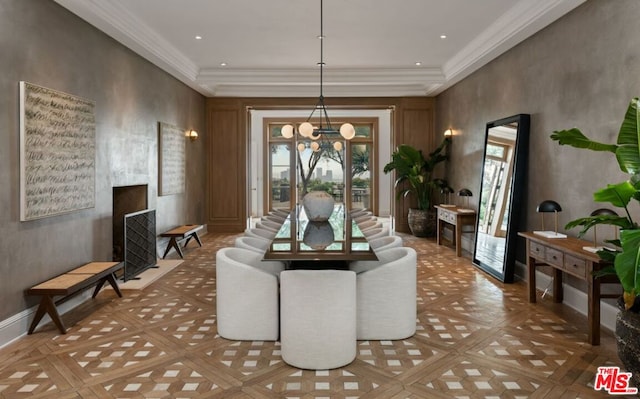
[281,0,355,145]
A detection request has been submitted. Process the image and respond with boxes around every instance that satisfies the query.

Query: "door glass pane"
[270,143,291,210]
[271,125,285,138]
[351,143,371,210]
[355,125,371,138]
[296,139,345,206]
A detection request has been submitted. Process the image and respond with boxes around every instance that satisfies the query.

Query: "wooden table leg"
[192,231,203,247]
[436,219,442,246]
[455,221,462,257]
[588,270,601,345]
[527,253,537,303]
[162,237,183,259]
[28,296,66,335]
[183,232,203,248]
[553,268,563,303]
[92,273,123,298]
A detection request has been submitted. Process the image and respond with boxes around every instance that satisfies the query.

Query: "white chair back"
[350,247,417,340]
[280,270,356,369]
[245,227,276,240]
[215,247,285,341]
[368,235,403,252]
[364,226,389,240]
[235,236,271,254]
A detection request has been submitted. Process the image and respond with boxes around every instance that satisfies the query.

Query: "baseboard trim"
[0,291,92,349]
[514,261,618,333]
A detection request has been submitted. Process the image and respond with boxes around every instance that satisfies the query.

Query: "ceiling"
[54,0,585,98]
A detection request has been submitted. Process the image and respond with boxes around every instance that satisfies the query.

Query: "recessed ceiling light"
[220,62,227,67]
[415,62,422,66]
[195,35,202,40]
[440,34,447,39]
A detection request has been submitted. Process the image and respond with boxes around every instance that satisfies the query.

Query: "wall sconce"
[443,129,453,139]
[534,200,567,238]
[582,208,619,253]
[186,130,198,141]
[457,188,472,209]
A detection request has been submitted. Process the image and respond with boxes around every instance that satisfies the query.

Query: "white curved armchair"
[280,270,356,369]
[349,247,417,340]
[257,219,282,231]
[263,214,286,224]
[363,226,389,240]
[234,236,271,254]
[216,247,285,341]
[245,227,276,240]
[359,221,382,232]
[368,235,403,253]
[354,215,377,224]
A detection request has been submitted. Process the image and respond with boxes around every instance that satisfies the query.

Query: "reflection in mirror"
[473,114,530,283]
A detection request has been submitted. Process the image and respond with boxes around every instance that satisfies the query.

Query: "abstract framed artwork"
[158,121,186,196]
[19,81,96,221]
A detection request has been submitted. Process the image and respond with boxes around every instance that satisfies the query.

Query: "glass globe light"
[297,143,306,152]
[310,142,320,152]
[339,123,356,140]
[281,124,294,138]
[299,122,314,138]
[333,141,343,151]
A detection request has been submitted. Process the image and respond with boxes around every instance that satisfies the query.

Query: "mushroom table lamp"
[582,208,619,253]
[458,188,473,209]
[440,186,455,207]
[534,200,567,238]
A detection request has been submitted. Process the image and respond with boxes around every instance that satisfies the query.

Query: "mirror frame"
[472,114,530,283]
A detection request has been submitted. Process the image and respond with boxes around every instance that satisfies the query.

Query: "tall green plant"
[550,98,640,310]
[383,139,449,211]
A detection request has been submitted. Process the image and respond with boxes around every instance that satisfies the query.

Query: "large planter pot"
[407,208,437,237]
[616,298,640,389]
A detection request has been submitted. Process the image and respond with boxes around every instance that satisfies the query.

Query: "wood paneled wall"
[205,97,436,233]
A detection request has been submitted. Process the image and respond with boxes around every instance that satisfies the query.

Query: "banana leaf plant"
[550,98,640,310]
[383,139,449,211]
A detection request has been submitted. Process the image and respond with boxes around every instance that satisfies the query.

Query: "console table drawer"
[438,209,456,224]
[544,247,563,267]
[529,242,546,259]
[563,254,587,278]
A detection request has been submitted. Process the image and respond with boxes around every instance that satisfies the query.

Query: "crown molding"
[54,0,201,90]
[440,0,586,93]
[55,0,585,98]
[196,67,445,97]
[202,82,442,98]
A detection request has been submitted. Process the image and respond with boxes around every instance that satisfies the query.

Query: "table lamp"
[440,186,455,207]
[582,208,618,253]
[533,200,567,238]
[458,188,473,209]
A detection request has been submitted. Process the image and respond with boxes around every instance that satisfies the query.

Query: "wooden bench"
[160,224,204,259]
[26,261,124,335]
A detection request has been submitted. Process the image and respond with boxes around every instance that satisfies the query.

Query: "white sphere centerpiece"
[302,190,335,222]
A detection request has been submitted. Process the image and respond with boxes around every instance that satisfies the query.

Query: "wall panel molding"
[205,97,436,233]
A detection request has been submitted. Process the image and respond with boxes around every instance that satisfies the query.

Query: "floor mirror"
[472,114,530,283]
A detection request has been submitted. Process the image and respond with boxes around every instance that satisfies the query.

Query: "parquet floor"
[0,233,628,398]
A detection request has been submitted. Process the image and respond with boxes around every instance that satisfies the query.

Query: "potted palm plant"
[550,97,640,388]
[383,139,449,237]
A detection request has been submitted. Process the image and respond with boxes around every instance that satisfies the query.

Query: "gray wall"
[437,0,640,280]
[0,0,206,320]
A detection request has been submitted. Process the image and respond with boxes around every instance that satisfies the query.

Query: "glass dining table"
[263,204,378,267]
